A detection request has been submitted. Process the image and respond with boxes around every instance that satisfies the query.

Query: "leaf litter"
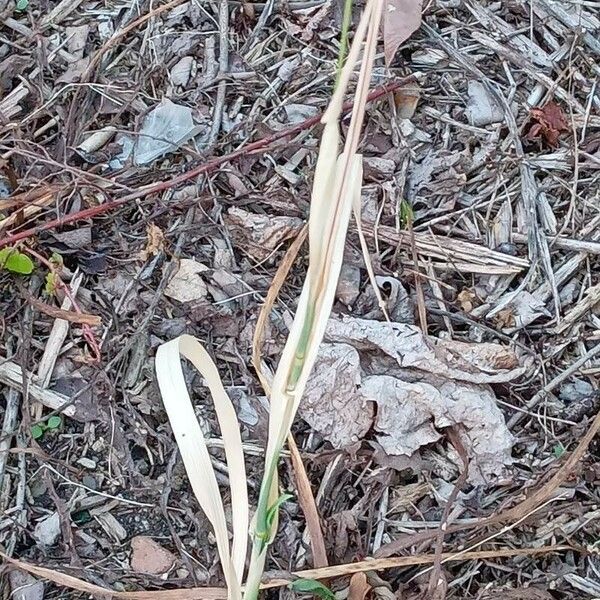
[301,317,521,483]
[2,0,600,597]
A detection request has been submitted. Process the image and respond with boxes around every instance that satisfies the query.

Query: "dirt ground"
[1,0,600,598]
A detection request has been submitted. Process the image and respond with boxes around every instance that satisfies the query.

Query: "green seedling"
[399,199,414,229]
[265,493,293,534]
[0,247,34,275]
[31,415,63,439]
[289,579,336,600]
[553,442,566,459]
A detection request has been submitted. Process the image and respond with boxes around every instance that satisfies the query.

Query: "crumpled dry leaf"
[526,101,569,148]
[325,316,527,383]
[300,344,373,448]
[164,259,208,303]
[224,207,303,260]
[383,0,423,65]
[299,317,524,483]
[406,149,467,205]
[53,226,92,249]
[140,223,165,261]
[365,372,514,483]
[489,290,551,330]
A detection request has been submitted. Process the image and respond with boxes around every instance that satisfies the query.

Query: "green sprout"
[0,247,34,275]
[289,579,336,600]
[31,415,63,439]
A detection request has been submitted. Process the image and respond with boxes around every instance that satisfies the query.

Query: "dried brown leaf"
[300,344,373,448]
[383,0,422,65]
[140,223,165,260]
[526,101,569,148]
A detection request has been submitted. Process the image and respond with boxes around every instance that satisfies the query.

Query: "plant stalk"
[335,0,353,88]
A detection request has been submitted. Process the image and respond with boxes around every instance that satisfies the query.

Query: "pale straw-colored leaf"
[155,335,248,600]
[265,0,385,463]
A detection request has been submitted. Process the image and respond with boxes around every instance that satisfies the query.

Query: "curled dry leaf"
[526,101,569,148]
[140,223,165,261]
[383,0,423,65]
[299,317,525,483]
[324,316,527,383]
[348,572,371,600]
[394,83,421,119]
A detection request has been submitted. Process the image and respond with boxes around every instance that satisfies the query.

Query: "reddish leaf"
[526,101,569,148]
[383,0,422,65]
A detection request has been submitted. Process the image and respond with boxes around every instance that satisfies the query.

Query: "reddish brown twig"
[21,247,102,362]
[0,78,413,249]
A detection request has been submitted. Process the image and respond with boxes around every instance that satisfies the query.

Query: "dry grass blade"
[243,4,385,597]
[0,545,571,599]
[155,335,248,600]
[266,0,383,461]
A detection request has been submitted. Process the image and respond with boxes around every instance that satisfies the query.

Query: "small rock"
[130,536,176,575]
[77,457,97,470]
[33,512,61,547]
[9,570,44,600]
[82,475,98,490]
[465,80,504,126]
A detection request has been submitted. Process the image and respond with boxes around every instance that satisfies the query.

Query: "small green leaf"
[289,579,336,600]
[15,0,28,11]
[265,492,294,531]
[553,443,566,459]
[0,247,34,275]
[47,415,62,430]
[31,424,45,439]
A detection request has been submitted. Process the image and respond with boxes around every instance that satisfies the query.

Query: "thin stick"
[0,545,572,599]
[208,0,230,145]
